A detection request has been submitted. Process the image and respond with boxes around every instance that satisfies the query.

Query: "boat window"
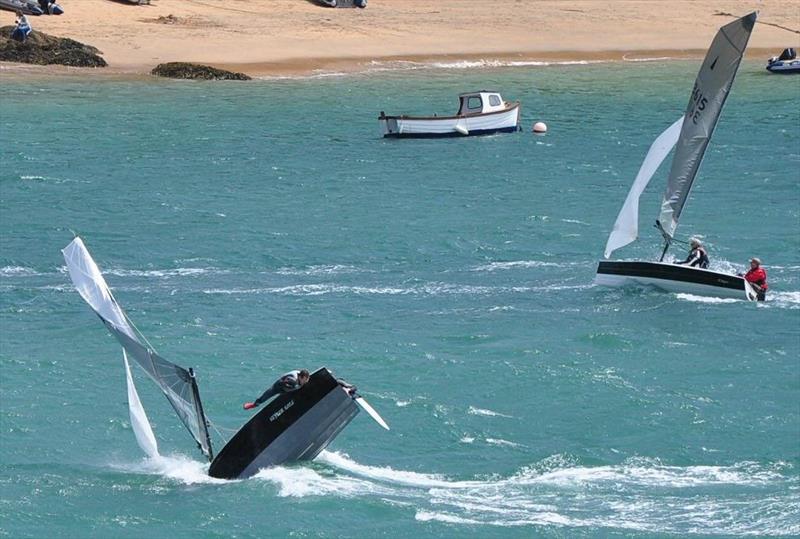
[467,96,482,111]
[488,95,501,107]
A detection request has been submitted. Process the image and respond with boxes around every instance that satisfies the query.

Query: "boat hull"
[595,260,757,300]
[379,104,520,138]
[208,367,358,479]
[0,0,43,15]
[766,61,800,74]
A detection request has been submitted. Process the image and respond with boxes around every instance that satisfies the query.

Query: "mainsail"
[658,12,757,239]
[62,237,213,460]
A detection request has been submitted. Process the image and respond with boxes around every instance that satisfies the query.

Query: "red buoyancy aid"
[745,267,768,290]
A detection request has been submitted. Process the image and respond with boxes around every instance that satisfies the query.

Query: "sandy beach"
[2,0,799,76]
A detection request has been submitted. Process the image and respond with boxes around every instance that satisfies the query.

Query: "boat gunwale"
[378,101,520,121]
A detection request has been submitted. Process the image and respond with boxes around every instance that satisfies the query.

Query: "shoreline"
[0,0,796,79]
[0,47,786,80]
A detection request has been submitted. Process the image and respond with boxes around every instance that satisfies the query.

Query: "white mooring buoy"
[533,121,548,134]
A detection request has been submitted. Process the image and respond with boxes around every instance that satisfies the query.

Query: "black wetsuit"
[253,370,303,406]
[676,247,709,269]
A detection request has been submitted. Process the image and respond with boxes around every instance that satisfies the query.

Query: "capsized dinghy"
[63,237,389,479]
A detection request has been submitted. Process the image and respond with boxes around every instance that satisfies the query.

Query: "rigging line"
[207,420,231,444]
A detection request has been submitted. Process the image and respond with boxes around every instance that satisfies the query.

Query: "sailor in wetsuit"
[743,257,768,301]
[243,369,310,410]
[675,238,709,268]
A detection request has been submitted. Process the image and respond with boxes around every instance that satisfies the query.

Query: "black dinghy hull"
[208,367,358,479]
[595,260,757,300]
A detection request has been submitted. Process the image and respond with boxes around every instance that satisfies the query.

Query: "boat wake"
[306,452,798,534]
[119,450,798,534]
[676,290,800,308]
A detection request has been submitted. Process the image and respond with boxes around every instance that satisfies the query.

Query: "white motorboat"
[595,12,760,301]
[379,91,520,138]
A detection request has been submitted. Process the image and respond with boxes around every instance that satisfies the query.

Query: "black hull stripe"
[597,261,746,291]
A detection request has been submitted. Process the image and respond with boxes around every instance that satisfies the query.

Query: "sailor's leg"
[253,382,282,406]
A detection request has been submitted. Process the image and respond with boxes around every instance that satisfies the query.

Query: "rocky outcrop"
[151,62,251,81]
[0,26,107,67]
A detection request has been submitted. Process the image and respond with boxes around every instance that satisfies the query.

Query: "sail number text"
[687,83,708,125]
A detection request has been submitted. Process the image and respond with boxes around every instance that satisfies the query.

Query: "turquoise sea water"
[1,60,799,538]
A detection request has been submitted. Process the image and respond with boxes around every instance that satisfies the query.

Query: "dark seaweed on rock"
[151,62,251,80]
[0,26,107,67]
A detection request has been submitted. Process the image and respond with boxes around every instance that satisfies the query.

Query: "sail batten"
[658,12,757,239]
[63,237,213,460]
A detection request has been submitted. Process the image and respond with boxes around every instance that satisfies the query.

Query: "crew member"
[743,257,768,301]
[12,11,31,43]
[675,238,709,268]
[243,369,310,410]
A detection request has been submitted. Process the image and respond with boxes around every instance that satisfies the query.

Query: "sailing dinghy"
[63,237,389,479]
[595,12,760,301]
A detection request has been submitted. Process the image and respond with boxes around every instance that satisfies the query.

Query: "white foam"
[0,266,41,276]
[622,55,675,62]
[468,406,513,418]
[472,260,562,272]
[108,450,798,534]
[114,453,231,485]
[318,451,480,489]
[202,282,533,297]
[561,218,590,225]
[105,267,229,278]
[275,264,367,276]
[415,510,483,524]
[675,293,740,304]
[252,464,386,498]
[485,438,525,448]
[769,291,800,308]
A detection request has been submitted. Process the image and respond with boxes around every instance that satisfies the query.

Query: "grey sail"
[62,237,213,460]
[658,12,757,239]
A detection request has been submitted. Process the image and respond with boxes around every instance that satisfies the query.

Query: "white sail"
[62,236,136,340]
[63,237,213,460]
[604,117,684,258]
[123,350,160,458]
[658,12,757,238]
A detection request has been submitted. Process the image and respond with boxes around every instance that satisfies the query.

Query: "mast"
[189,368,214,461]
[656,220,672,261]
